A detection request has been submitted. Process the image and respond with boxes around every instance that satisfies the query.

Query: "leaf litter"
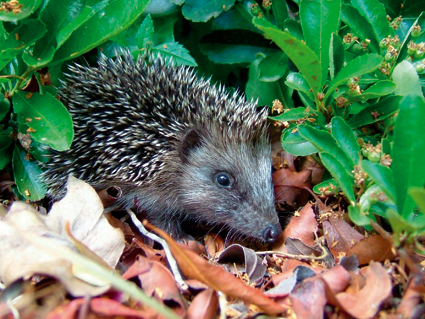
[0,163,423,318]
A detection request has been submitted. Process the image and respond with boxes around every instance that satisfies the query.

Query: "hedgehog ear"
[179,129,203,163]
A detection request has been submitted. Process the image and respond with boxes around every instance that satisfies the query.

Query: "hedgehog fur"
[42,51,281,242]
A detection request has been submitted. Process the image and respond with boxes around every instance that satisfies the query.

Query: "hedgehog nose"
[262,223,282,243]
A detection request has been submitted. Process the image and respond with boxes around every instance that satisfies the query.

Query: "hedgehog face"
[177,129,281,243]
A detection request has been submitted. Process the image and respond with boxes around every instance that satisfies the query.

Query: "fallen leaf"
[346,235,395,265]
[44,176,125,268]
[273,168,312,207]
[187,289,218,319]
[290,279,327,319]
[281,202,317,247]
[0,202,110,296]
[122,255,186,316]
[336,261,392,319]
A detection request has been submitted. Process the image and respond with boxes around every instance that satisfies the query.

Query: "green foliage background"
[1,0,425,245]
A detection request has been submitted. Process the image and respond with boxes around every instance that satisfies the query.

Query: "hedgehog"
[42,51,282,243]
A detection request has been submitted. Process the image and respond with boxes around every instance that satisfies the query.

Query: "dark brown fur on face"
[42,51,282,243]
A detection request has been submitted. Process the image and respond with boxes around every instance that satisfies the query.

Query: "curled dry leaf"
[122,255,186,316]
[0,202,110,297]
[217,244,267,282]
[44,176,125,268]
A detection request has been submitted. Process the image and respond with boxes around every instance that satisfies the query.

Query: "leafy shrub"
[1,0,425,245]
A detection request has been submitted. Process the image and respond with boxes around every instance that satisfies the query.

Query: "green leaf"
[347,95,402,128]
[258,52,288,82]
[320,152,356,204]
[331,117,361,166]
[340,4,380,53]
[28,0,92,66]
[0,93,10,121]
[386,208,425,245]
[313,179,339,195]
[351,0,392,43]
[348,204,371,226]
[246,58,287,107]
[0,0,43,22]
[253,17,322,97]
[200,43,279,64]
[298,124,354,171]
[330,33,344,80]
[52,0,150,65]
[354,80,397,101]
[285,73,314,100]
[152,42,197,67]
[361,160,396,202]
[182,0,235,22]
[281,128,319,156]
[284,19,304,41]
[324,54,383,104]
[270,107,309,122]
[12,145,47,200]
[273,0,290,30]
[409,187,425,213]
[300,0,341,87]
[0,19,47,70]
[136,14,154,48]
[13,92,74,151]
[392,60,423,97]
[0,129,12,170]
[392,94,425,218]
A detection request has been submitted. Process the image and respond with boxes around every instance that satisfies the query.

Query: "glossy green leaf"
[313,179,339,195]
[285,73,314,99]
[213,6,259,32]
[12,145,47,200]
[136,14,154,48]
[253,17,322,97]
[273,0,290,30]
[351,0,392,43]
[182,0,235,22]
[320,152,356,204]
[392,94,425,218]
[353,80,397,101]
[331,117,360,166]
[392,60,423,97]
[281,128,319,156]
[347,95,402,128]
[324,54,383,104]
[152,42,197,66]
[0,129,12,170]
[0,0,43,22]
[330,33,344,80]
[246,58,288,107]
[13,92,74,151]
[348,204,371,226]
[386,208,425,245]
[270,107,309,122]
[300,0,341,87]
[361,160,396,202]
[28,0,93,66]
[0,19,47,70]
[52,0,150,65]
[409,187,425,213]
[0,93,9,121]
[340,4,380,53]
[298,124,354,171]
[258,52,288,82]
[284,19,304,41]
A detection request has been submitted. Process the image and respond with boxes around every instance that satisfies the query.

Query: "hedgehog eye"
[216,173,232,188]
